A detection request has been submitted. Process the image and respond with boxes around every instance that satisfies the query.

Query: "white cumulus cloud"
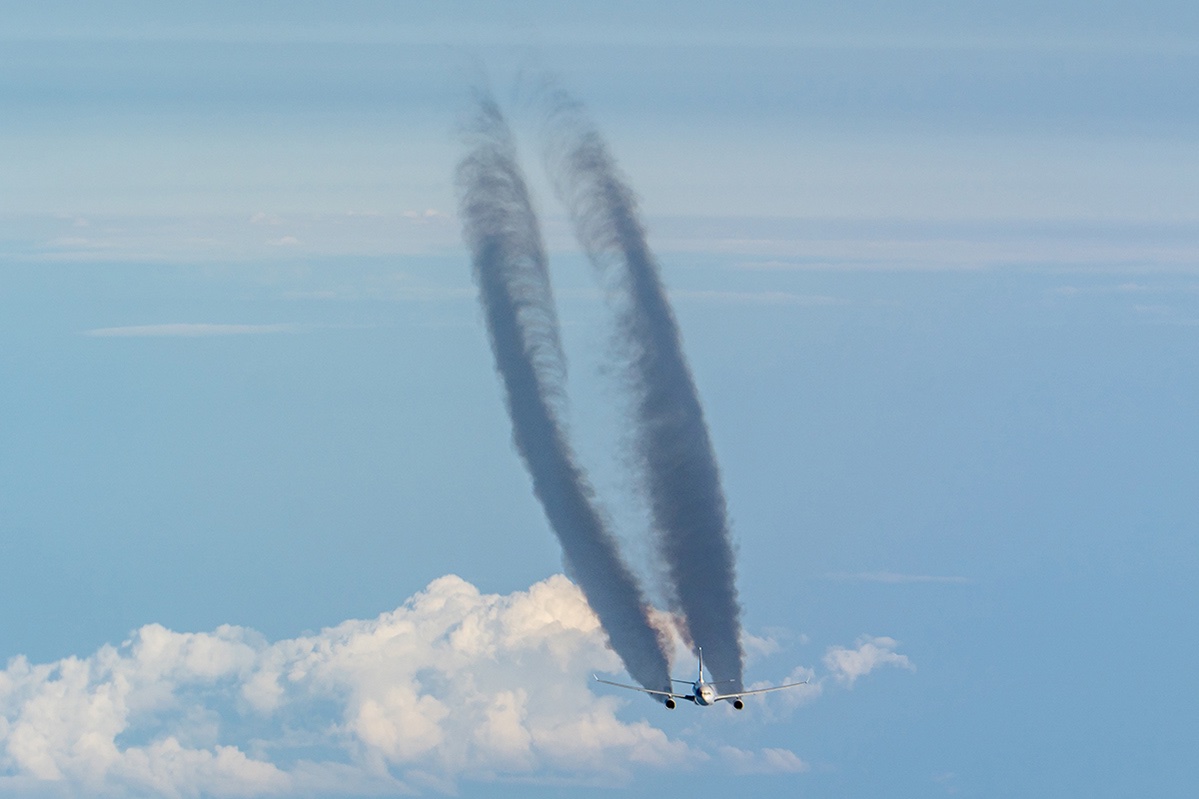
[0,575,910,797]
[0,576,726,797]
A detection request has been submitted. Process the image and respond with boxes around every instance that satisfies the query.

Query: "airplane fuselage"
[662,649,740,709]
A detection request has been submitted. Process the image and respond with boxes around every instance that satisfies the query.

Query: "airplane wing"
[714,679,809,702]
[593,675,689,700]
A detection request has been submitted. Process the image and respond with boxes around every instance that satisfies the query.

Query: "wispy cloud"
[826,571,969,585]
[401,208,450,224]
[84,323,299,338]
[718,746,809,775]
[1048,281,1185,297]
[651,217,1199,272]
[934,771,961,795]
[824,636,915,687]
[248,212,285,226]
[6,212,461,263]
[669,289,846,306]
[1133,303,1174,316]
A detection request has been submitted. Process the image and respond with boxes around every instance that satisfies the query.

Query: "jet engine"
[664,698,676,710]
[732,699,744,710]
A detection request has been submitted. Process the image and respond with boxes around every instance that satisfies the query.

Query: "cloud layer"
[0,576,905,797]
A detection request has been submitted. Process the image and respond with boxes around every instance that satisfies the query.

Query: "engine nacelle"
[664,698,676,710]
[732,699,744,710]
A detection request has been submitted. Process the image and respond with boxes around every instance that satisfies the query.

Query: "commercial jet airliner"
[594,648,808,709]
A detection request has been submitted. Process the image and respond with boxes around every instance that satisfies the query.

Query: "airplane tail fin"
[697,647,705,684]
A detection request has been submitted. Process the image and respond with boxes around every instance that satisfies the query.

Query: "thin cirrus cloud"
[84,323,300,338]
[0,574,908,797]
[668,289,846,306]
[826,571,969,585]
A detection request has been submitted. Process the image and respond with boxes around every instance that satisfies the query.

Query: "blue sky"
[1,2,1197,797]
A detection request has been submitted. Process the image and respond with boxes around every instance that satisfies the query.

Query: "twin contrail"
[457,88,743,692]
[542,92,744,691]
[456,96,672,694]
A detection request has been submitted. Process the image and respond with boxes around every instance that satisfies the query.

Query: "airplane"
[593,648,809,709]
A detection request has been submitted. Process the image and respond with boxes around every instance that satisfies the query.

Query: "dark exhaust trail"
[542,92,745,691]
[456,93,672,695]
